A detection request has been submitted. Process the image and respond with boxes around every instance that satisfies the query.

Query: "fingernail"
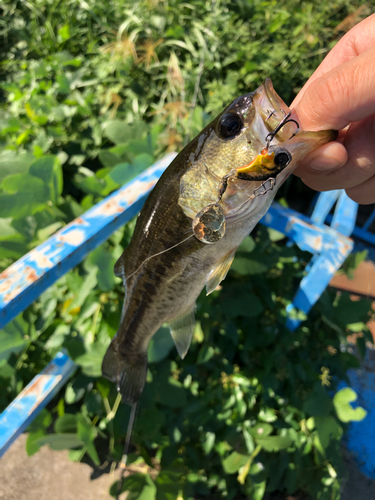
[309,156,343,171]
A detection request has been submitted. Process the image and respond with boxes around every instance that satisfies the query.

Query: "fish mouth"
[285,129,338,160]
[252,78,338,178]
[179,78,338,227]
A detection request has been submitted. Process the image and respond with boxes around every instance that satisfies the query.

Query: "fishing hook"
[265,111,300,149]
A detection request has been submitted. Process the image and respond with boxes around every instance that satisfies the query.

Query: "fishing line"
[116,401,138,500]
[125,233,195,281]
[185,53,205,145]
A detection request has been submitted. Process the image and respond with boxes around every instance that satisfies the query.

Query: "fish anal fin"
[205,249,236,295]
[101,339,147,405]
[168,307,196,359]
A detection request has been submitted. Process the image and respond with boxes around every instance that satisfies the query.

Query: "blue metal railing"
[0,154,373,478]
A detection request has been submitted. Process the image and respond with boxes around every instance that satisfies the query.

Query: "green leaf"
[268,11,290,33]
[303,385,332,417]
[65,375,88,404]
[314,416,342,451]
[110,155,153,185]
[154,469,182,500]
[222,451,249,474]
[0,150,34,183]
[156,377,187,408]
[258,408,278,423]
[69,448,85,462]
[0,174,47,218]
[77,415,100,465]
[66,268,97,311]
[221,292,263,318]
[58,24,70,42]
[203,431,215,454]
[29,155,63,204]
[89,247,116,291]
[110,473,156,500]
[27,408,53,433]
[0,219,19,241]
[148,326,175,363]
[255,434,293,452]
[2,173,44,194]
[36,433,83,450]
[236,236,256,253]
[57,75,70,94]
[333,387,367,423]
[0,240,28,259]
[231,258,268,275]
[123,140,153,160]
[98,150,124,168]
[79,175,106,195]
[26,409,53,455]
[250,423,273,438]
[267,228,285,242]
[333,293,372,327]
[75,342,108,377]
[26,429,46,456]
[0,321,26,361]
[54,414,78,433]
[102,121,148,145]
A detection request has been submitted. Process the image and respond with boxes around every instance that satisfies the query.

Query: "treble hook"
[265,111,300,149]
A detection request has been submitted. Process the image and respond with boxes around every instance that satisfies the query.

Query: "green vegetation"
[0,1,373,499]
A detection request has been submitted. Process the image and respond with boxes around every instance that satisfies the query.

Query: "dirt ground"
[0,434,114,500]
[1,433,375,500]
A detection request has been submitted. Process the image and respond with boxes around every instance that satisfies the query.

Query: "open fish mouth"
[180,78,337,243]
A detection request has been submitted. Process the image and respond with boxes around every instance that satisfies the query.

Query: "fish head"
[179,78,337,225]
[218,77,337,185]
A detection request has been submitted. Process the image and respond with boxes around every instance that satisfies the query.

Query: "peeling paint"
[28,248,54,270]
[88,195,123,218]
[0,351,76,457]
[0,153,177,319]
[57,228,86,246]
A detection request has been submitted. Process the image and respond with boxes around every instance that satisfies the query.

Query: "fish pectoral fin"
[168,307,196,359]
[101,340,147,405]
[205,249,236,295]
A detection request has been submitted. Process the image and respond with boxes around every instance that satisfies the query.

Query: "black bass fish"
[102,78,337,404]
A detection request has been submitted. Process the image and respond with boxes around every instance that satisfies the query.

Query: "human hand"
[291,14,375,204]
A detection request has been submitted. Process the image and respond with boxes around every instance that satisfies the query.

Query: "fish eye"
[218,113,243,139]
[274,149,292,167]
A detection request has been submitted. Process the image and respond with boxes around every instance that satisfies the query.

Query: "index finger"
[292,13,375,109]
[292,44,375,131]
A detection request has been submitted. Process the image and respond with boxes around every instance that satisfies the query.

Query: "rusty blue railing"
[1,154,374,479]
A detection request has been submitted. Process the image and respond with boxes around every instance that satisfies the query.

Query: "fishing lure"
[191,111,298,244]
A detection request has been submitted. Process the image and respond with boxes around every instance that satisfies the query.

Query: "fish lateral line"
[125,233,196,281]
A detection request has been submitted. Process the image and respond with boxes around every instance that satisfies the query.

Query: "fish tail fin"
[101,340,148,405]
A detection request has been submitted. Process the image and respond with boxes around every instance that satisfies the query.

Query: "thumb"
[292,45,375,132]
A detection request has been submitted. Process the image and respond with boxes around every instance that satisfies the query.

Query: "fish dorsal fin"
[168,307,196,359]
[205,249,236,295]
